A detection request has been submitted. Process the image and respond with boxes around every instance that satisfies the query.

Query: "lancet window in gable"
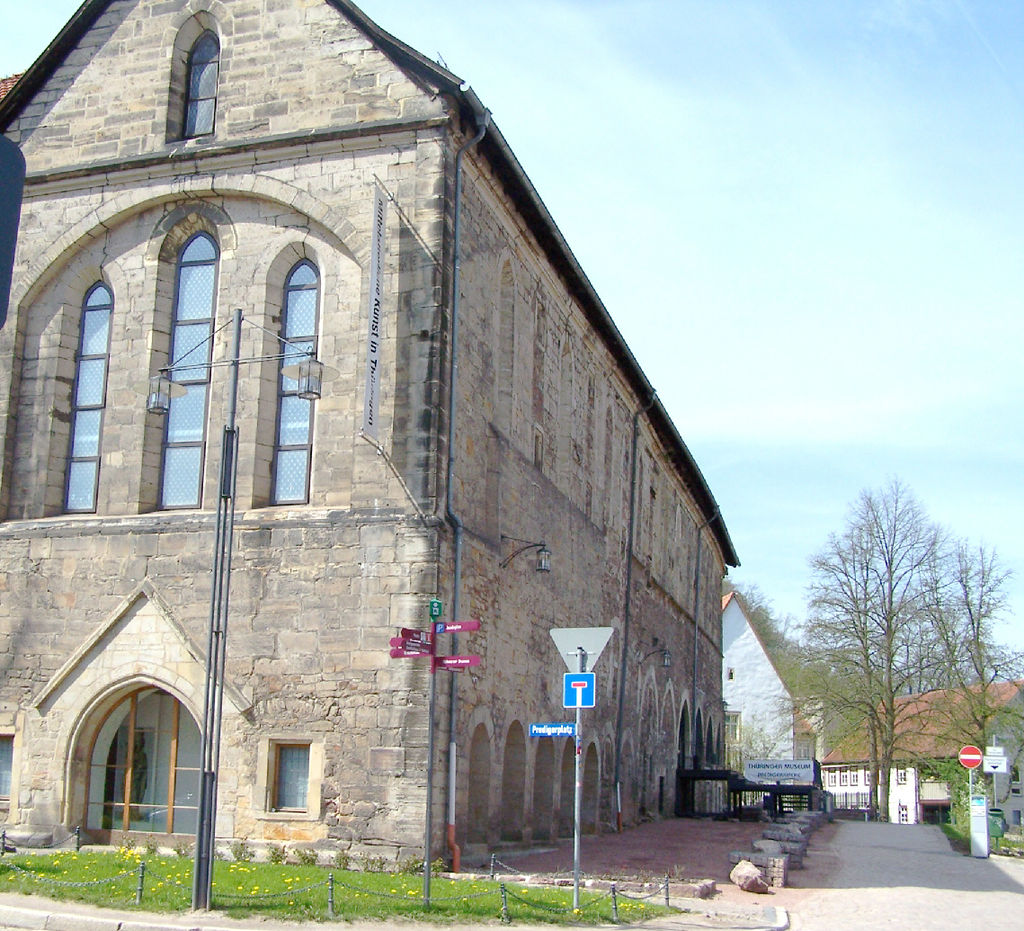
[65,283,113,513]
[272,260,320,505]
[158,232,219,509]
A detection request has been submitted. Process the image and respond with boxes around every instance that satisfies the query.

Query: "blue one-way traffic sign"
[563,672,596,708]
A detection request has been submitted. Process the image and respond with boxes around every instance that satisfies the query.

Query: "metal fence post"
[490,853,496,879]
[611,882,618,923]
[500,883,509,924]
[327,873,334,919]
[136,863,146,906]
[75,827,81,852]
[664,874,670,907]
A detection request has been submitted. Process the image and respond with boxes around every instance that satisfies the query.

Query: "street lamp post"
[147,308,323,910]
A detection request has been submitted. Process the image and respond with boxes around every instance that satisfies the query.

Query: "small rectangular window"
[274,744,309,811]
[839,769,848,786]
[896,769,907,785]
[0,736,12,798]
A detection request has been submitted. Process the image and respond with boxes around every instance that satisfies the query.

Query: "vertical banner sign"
[362,187,387,439]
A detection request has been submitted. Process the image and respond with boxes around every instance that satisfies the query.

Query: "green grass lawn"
[0,848,672,925]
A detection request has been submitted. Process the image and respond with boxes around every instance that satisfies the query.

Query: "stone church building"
[0,0,737,862]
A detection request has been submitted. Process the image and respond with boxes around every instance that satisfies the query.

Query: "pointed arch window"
[160,234,218,508]
[272,261,320,504]
[65,284,113,512]
[185,31,219,138]
[87,689,200,834]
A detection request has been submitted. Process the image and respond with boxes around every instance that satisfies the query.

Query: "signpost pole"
[573,647,587,911]
[423,662,436,906]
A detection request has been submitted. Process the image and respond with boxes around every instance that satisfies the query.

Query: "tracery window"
[185,31,219,138]
[272,261,319,504]
[65,284,113,512]
[159,233,218,508]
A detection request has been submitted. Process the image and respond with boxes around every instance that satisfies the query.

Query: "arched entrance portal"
[86,688,200,837]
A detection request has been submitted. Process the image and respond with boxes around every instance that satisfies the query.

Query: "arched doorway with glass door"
[85,687,201,839]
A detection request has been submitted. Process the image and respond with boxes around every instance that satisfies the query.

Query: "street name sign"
[530,722,576,738]
[959,745,983,770]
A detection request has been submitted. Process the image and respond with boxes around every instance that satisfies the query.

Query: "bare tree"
[802,480,942,819]
[923,541,1022,750]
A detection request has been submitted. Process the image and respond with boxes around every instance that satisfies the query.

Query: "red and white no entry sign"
[958,745,983,769]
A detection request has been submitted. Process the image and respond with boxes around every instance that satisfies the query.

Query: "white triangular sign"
[550,627,614,672]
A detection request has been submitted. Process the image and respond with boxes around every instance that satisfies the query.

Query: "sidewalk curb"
[0,901,245,931]
[0,897,789,931]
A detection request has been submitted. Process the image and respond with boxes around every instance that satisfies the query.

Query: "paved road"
[789,821,1024,930]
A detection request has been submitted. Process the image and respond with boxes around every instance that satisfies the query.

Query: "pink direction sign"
[434,619,481,634]
[390,646,429,658]
[959,745,983,769]
[434,654,481,671]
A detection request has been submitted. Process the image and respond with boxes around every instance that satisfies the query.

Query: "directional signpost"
[390,628,434,658]
[549,626,614,909]
[390,601,481,907]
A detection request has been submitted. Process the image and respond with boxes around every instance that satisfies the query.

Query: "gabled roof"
[723,590,791,691]
[822,681,1023,765]
[0,0,738,567]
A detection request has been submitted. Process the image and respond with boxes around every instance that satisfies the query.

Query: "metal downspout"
[613,393,656,831]
[443,101,490,872]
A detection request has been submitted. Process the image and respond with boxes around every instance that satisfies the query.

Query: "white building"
[722,593,809,768]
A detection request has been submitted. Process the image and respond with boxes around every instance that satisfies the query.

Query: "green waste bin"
[989,809,1005,839]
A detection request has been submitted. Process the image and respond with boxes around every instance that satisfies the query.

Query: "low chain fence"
[1,827,82,854]
[0,840,678,924]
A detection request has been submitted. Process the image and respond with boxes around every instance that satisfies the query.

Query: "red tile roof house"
[821,682,1024,827]
[0,76,20,101]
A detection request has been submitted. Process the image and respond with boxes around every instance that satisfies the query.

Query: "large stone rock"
[730,859,770,894]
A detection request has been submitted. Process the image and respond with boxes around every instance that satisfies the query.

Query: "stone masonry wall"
[0,0,731,856]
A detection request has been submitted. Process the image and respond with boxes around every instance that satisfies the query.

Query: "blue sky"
[4,1,1023,644]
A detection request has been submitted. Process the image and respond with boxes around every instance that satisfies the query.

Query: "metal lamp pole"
[192,308,242,910]
[146,308,323,909]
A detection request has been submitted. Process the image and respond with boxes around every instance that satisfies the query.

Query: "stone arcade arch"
[532,736,555,842]
[582,743,599,834]
[675,702,691,816]
[558,738,574,837]
[500,722,527,841]
[467,723,491,845]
